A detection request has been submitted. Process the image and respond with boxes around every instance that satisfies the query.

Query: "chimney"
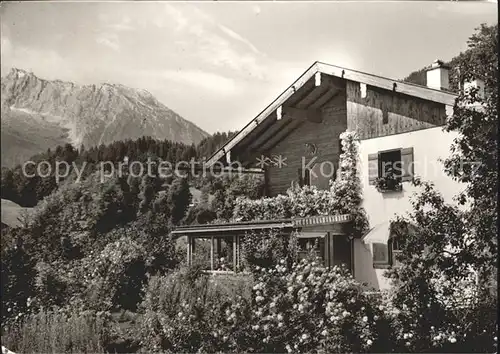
[426,59,450,90]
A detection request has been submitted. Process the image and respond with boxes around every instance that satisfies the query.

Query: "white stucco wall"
[354,126,465,290]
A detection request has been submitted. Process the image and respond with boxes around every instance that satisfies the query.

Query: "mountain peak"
[6,67,33,80]
[1,68,209,167]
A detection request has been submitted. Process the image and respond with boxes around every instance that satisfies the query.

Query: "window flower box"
[374,173,402,193]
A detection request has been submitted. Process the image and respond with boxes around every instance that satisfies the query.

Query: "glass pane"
[379,150,402,178]
[214,238,234,271]
[392,237,402,251]
[192,238,212,270]
[373,243,388,263]
[297,238,323,262]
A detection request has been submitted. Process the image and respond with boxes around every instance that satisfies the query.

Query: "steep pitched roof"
[207,61,457,167]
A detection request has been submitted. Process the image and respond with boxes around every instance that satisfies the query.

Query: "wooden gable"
[207,61,457,170]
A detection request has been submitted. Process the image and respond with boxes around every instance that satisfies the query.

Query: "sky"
[0,1,497,134]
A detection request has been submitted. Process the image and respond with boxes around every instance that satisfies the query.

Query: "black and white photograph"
[0,0,498,353]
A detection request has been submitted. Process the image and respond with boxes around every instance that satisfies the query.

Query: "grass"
[1,310,110,354]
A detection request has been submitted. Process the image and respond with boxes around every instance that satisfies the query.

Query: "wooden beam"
[295,87,329,109]
[216,238,221,256]
[294,75,339,109]
[309,88,340,109]
[251,106,320,151]
[210,236,214,271]
[315,72,321,86]
[282,106,322,123]
[261,118,304,152]
[236,235,240,270]
[290,84,317,108]
[207,61,456,168]
[360,83,367,98]
[316,62,456,106]
[233,235,237,272]
[250,116,294,150]
[187,236,191,266]
[287,79,316,107]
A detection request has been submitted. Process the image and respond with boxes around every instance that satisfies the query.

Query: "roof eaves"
[171,214,353,236]
[206,61,320,167]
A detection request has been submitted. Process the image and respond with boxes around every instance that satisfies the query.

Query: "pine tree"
[167,177,192,225]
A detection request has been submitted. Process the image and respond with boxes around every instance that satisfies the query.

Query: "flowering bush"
[246,259,395,353]
[1,231,36,324]
[210,174,266,221]
[233,183,340,222]
[240,229,294,271]
[76,237,148,311]
[138,259,399,353]
[378,282,498,353]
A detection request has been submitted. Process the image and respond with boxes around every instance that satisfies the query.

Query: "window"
[372,242,390,268]
[389,236,403,267]
[368,147,414,185]
[379,149,402,179]
[297,237,324,261]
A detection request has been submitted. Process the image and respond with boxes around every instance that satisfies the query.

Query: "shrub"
[27,175,136,264]
[33,261,68,310]
[210,174,265,221]
[380,273,498,353]
[1,230,36,324]
[183,204,217,225]
[138,265,253,352]
[240,228,295,271]
[77,237,148,312]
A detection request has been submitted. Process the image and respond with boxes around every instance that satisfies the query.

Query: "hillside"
[1,68,209,167]
[403,24,497,93]
[1,198,31,229]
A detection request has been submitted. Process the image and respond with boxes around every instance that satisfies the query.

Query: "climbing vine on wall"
[329,131,369,237]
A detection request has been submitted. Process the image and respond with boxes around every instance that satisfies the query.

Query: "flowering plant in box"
[374,167,402,192]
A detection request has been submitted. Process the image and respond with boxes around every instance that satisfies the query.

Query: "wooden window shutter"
[368,153,379,185]
[297,168,303,187]
[401,147,414,182]
[304,168,311,186]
